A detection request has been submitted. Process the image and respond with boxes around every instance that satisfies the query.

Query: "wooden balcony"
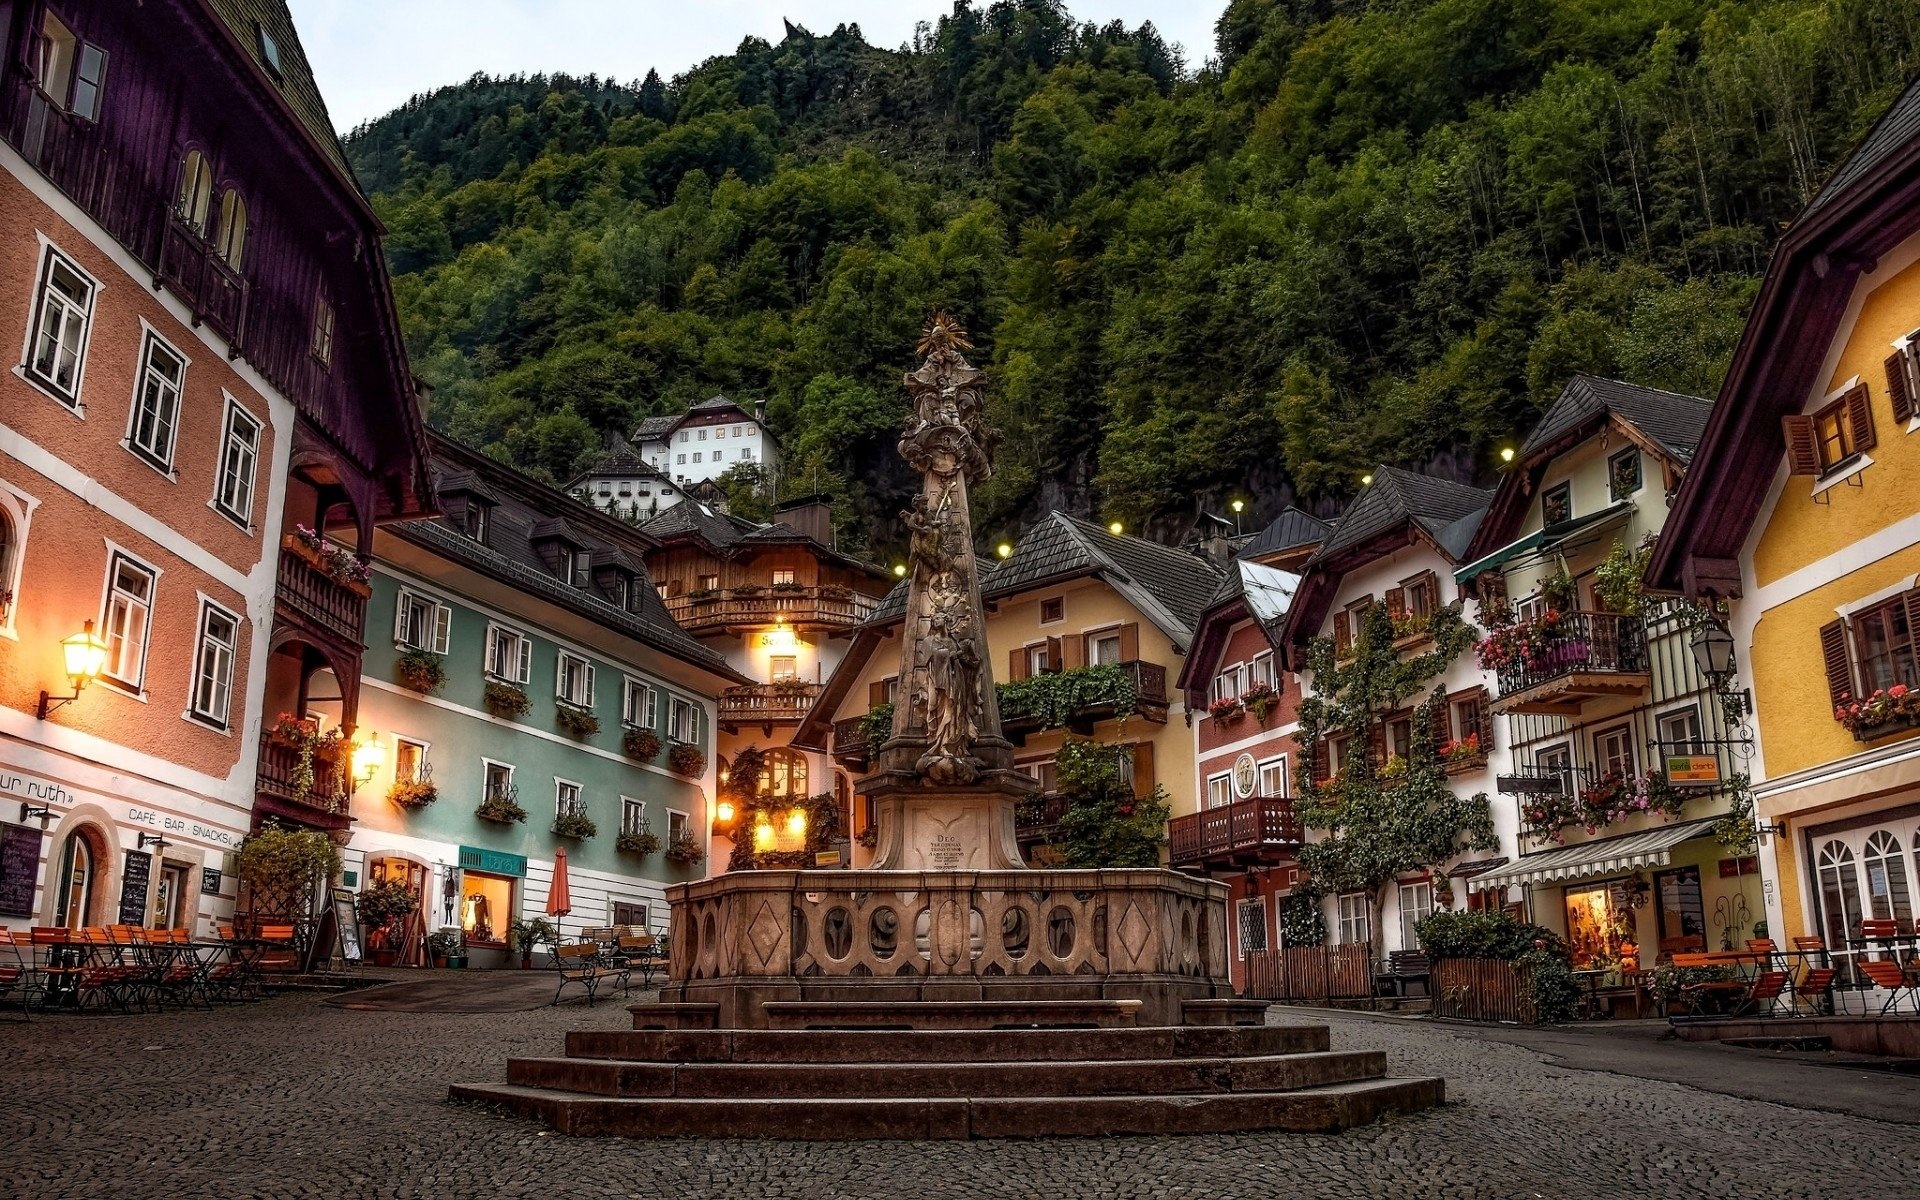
[1016,792,1072,847]
[1489,611,1650,717]
[719,682,822,731]
[158,216,249,347]
[1169,796,1303,870]
[833,714,878,770]
[275,535,371,650]
[1002,660,1169,743]
[664,586,877,635]
[256,740,348,819]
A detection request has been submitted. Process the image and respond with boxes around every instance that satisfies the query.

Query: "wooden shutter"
[583,663,596,707]
[517,637,531,684]
[1129,741,1155,798]
[1819,620,1853,706]
[1470,688,1493,749]
[1310,737,1329,783]
[1366,720,1387,766]
[1044,635,1063,672]
[1008,648,1029,681]
[1118,622,1140,663]
[1385,587,1407,620]
[1845,383,1877,452]
[1887,351,1915,424]
[1063,634,1087,670]
[1429,693,1453,747]
[868,679,890,707]
[1333,611,1351,654]
[1782,416,1821,476]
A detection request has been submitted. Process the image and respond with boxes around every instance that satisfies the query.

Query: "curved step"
[505,1049,1387,1099]
[448,1076,1444,1139]
[565,1023,1330,1065]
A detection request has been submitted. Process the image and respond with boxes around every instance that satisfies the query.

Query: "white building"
[636,396,780,492]
[566,432,683,522]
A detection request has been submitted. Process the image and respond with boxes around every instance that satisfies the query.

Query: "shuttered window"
[1885,338,1918,425]
[1822,591,1920,707]
[1786,384,1875,476]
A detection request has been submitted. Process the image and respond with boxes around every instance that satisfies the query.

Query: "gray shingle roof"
[638,501,754,549]
[566,433,665,486]
[203,0,351,177]
[1520,375,1713,464]
[1239,506,1330,561]
[633,414,680,442]
[1311,467,1493,566]
[1808,75,1920,213]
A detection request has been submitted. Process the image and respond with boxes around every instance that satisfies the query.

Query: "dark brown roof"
[1808,75,1920,213]
[566,432,667,486]
[1240,506,1330,561]
[1519,375,1713,464]
[202,0,352,178]
[1309,467,1493,567]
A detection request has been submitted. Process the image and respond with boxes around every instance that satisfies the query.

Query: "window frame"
[1039,596,1064,625]
[770,568,796,586]
[176,149,213,235]
[1541,481,1572,527]
[1205,771,1234,809]
[1654,705,1705,758]
[1398,880,1434,949]
[310,291,335,366]
[484,622,531,685]
[214,189,247,271]
[1608,446,1642,500]
[211,395,262,531]
[393,588,451,654]
[1336,893,1371,946]
[1249,651,1276,691]
[555,650,595,708]
[1813,393,1858,475]
[185,595,241,730]
[482,759,515,802]
[668,696,699,744]
[1592,723,1635,780]
[1851,596,1918,696]
[1235,895,1269,959]
[394,737,429,785]
[622,678,657,730]
[99,548,159,693]
[621,796,647,836]
[124,327,189,476]
[0,483,35,636]
[23,242,99,410]
[1257,755,1289,798]
[554,778,583,819]
[666,808,691,846]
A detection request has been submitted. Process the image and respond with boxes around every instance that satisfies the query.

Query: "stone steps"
[503,1049,1388,1098]
[448,1076,1444,1140]
[564,1023,1332,1064]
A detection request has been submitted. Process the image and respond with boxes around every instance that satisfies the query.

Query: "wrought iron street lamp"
[37,620,108,719]
[1690,619,1737,688]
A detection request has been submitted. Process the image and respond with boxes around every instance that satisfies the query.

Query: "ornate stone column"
[861,314,1035,870]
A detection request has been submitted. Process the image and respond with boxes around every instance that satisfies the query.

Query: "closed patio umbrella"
[546,847,572,937]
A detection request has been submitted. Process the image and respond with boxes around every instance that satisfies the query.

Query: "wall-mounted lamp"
[18,803,52,824]
[350,736,386,788]
[1689,619,1739,690]
[713,799,737,837]
[996,542,1012,559]
[1499,447,1516,463]
[137,832,171,853]
[786,807,808,838]
[1107,521,1124,536]
[763,620,798,654]
[37,620,108,719]
[893,564,907,578]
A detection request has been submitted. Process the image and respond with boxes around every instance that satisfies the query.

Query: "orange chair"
[0,930,32,1019]
[1860,959,1920,1015]
[1794,967,1837,1016]
[1733,970,1790,1018]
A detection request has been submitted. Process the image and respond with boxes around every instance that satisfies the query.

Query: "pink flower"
[1891,685,1910,700]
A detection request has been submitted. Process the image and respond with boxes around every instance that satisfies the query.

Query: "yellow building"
[1653,78,1920,997]
[793,513,1225,865]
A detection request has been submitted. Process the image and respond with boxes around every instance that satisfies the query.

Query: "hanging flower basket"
[615,827,661,857]
[388,778,438,811]
[286,526,372,592]
[551,811,598,840]
[623,727,663,762]
[555,702,601,740]
[476,793,527,824]
[667,742,706,777]
[395,648,447,694]
[665,833,706,865]
[483,681,531,719]
[1239,683,1279,724]
[1207,696,1245,723]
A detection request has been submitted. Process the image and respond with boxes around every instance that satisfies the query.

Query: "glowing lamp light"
[1500,447,1516,463]
[715,800,736,824]
[996,543,1013,559]
[37,620,109,720]
[764,620,798,653]
[893,564,907,578]
[1361,473,1374,486]
[753,821,777,850]
[786,808,808,837]
[1231,499,1245,514]
[350,736,386,787]
[1107,520,1124,535]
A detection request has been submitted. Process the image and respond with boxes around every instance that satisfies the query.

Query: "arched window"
[0,505,14,619]
[56,830,94,927]
[1862,830,1913,928]
[216,190,247,269]
[176,150,212,234]
[1817,839,1865,977]
[762,749,808,799]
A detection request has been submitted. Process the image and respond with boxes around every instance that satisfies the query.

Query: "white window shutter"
[484,626,499,676]
[584,663,596,707]
[517,637,531,684]
[393,591,410,645]
[432,603,451,654]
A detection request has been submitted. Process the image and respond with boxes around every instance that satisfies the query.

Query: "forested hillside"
[348,0,1920,554]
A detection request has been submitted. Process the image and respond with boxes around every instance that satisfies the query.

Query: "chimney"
[755,397,768,425]
[775,494,833,544]
[1199,530,1234,568]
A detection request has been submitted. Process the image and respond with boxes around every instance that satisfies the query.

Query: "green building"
[343,433,745,964]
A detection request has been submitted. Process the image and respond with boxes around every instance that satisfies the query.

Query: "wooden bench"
[1375,950,1431,998]
[613,935,664,992]
[550,943,615,1007]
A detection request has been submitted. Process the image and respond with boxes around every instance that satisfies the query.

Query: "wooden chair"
[1859,959,1920,1015]
[614,935,663,993]
[550,943,609,1007]
[0,930,33,1020]
[1731,970,1790,1018]
[1792,967,1836,1017]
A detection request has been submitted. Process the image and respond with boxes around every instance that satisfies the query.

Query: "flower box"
[623,727,662,762]
[1835,685,1920,741]
[285,527,372,594]
[665,834,706,865]
[551,811,598,840]
[483,681,531,719]
[667,742,706,777]
[555,702,601,739]
[395,648,446,694]
[616,828,661,857]
[388,778,438,811]
[476,793,527,824]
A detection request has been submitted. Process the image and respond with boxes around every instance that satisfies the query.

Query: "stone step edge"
[502,1049,1388,1099]
[566,1024,1332,1064]
[448,1076,1446,1139]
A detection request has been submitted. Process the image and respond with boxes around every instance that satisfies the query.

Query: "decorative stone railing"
[668,869,1229,988]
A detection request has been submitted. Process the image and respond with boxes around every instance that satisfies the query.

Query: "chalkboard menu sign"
[117,849,153,926]
[201,867,223,895]
[0,823,43,918]
[332,889,363,964]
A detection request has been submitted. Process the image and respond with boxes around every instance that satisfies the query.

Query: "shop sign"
[1717,855,1759,878]
[117,850,152,926]
[458,845,527,877]
[200,867,223,895]
[0,823,44,917]
[1665,755,1721,786]
[1233,754,1258,799]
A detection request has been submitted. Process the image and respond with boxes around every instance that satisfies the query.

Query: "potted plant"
[1206,695,1245,724]
[394,648,447,694]
[357,879,419,967]
[818,583,853,601]
[483,680,531,719]
[668,742,706,777]
[555,702,600,739]
[552,809,598,839]
[771,579,806,594]
[623,727,663,762]
[287,524,372,592]
[427,926,467,969]
[616,823,662,858]
[476,787,527,824]
[1239,682,1279,724]
[387,773,438,811]
[665,832,706,866]
[508,916,558,969]
[731,583,763,597]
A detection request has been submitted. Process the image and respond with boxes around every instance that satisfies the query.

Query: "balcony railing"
[158,216,249,347]
[275,536,370,648]
[1489,611,1649,714]
[256,740,348,816]
[1016,792,1072,846]
[1001,660,1170,738]
[1169,796,1303,868]
[664,586,877,634]
[720,682,822,727]
[833,713,878,769]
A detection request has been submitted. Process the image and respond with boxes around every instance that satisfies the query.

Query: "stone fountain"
[450,317,1445,1138]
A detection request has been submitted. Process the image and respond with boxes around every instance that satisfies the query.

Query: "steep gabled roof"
[566,433,667,486]
[202,0,352,178]
[981,514,1225,643]
[633,414,680,442]
[1309,467,1493,568]
[1519,375,1713,465]
[1177,560,1301,704]
[639,501,755,549]
[1807,75,1920,213]
[1240,506,1331,562]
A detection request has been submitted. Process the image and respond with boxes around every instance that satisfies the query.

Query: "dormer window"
[460,503,489,543]
[255,23,283,82]
[565,545,590,587]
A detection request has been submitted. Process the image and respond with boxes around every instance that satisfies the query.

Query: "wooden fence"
[1244,942,1374,1001]
[1432,958,1537,1024]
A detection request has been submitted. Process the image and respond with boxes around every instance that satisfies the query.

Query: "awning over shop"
[1466,818,1717,891]
[1451,500,1636,585]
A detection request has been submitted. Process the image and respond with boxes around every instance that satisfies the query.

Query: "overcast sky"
[288,0,1220,133]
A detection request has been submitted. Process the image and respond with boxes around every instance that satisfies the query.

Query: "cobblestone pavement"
[3,990,1918,1200]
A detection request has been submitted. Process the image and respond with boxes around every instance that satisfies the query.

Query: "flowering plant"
[1476,606,1567,673]
[1240,683,1280,724]
[291,524,371,585]
[269,712,343,796]
[665,833,706,865]
[1440,733,1482,763]
[1207,696,1245,722]
[1833,684,1920,737]
[1576,770,1685,832]
[1521,790,1582,843]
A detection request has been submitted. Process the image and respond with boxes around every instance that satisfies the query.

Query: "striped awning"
[1467,818,1718,892]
